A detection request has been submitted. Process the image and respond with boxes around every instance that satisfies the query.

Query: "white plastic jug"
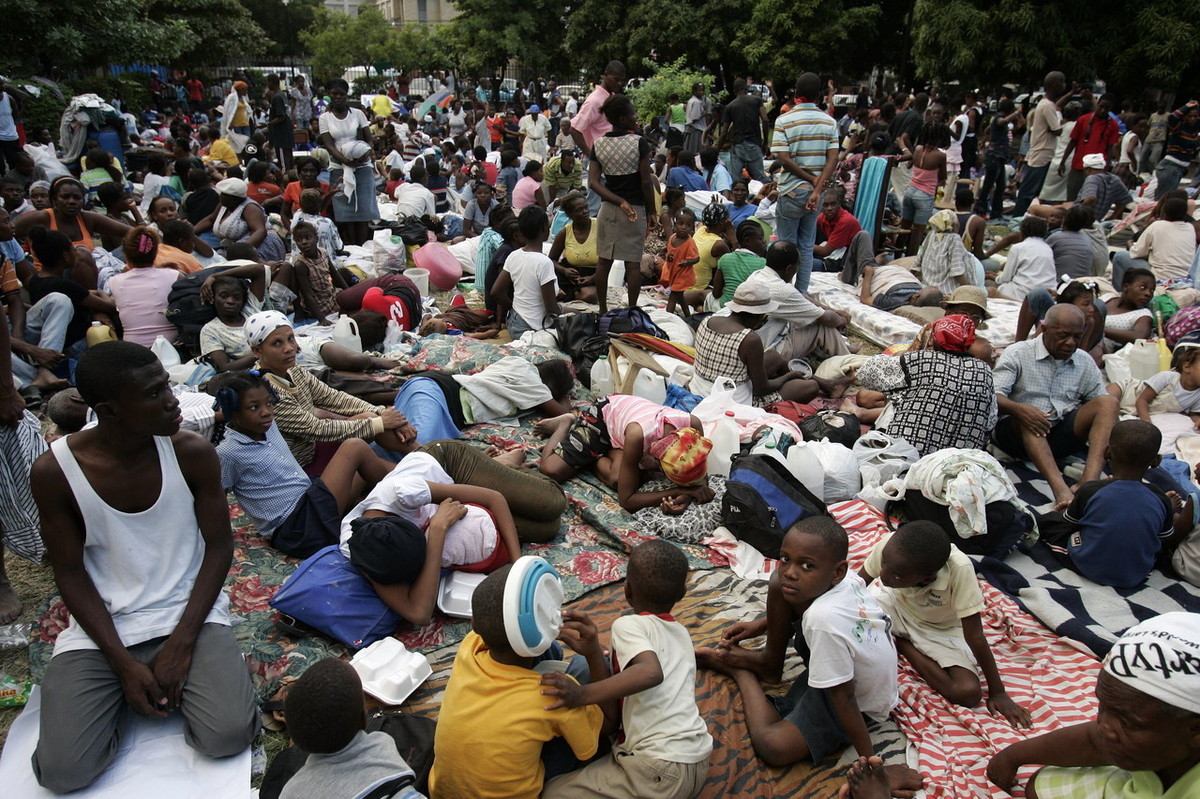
[332,315,363,354]
[150,335,181,370]
[707,410,740,478]
[632,370,667,405]
[785,441,827,501]
[590,356,615,396]
[1128,339,1161,381]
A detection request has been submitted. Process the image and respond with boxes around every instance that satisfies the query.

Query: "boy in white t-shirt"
[491,205,559,338]
[697,518,921,794]
[858,521,1032,729]
[540,540,713,798]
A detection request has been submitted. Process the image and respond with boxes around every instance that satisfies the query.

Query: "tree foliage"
[0,0,266,74]
[302,6,394,81]
[240,0,323,58]
[442,0,569,77]
[626,59,713,124]
[911,0,1200,98]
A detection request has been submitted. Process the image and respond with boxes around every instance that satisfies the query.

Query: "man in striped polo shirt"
[771,72,839,294]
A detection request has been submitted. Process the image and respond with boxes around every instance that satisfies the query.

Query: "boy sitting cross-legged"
[858,520,1032,728]
[696,517,923,795]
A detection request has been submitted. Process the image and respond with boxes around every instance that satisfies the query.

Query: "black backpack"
[164,263,241,355]
[721,453,828,559]
[597,307,668,339]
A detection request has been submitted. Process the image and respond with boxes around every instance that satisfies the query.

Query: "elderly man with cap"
[519,104,551,162]
[992,303,1118,510]
[987,612,1200,799]
[1077,153,1134,221]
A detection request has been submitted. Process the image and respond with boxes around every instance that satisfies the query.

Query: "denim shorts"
[902,185,935,226]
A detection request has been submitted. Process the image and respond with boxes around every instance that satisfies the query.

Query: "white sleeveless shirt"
[50,435,231,656]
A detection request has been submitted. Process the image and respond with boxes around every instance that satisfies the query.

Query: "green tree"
[150,0,269,67]
[734,0,883,86]
[626,58,713,125]
[442,0,569,78]
[302,6,394,81]
[240,0,323,58]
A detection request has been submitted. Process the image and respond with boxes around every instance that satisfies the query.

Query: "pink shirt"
[108,267,182,347]
[572,86,613,153]
[602,395,693,470]
[511,176,541,210]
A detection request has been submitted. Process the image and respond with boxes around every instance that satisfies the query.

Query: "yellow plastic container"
[86,322,117,347]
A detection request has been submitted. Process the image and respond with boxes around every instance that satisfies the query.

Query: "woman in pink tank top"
[901,120,950,255]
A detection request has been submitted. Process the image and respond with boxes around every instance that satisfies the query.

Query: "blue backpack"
[269,545,402,648]
[597,307,668,339]
[721,453,829,559]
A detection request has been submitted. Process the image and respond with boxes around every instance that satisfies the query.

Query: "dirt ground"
[0,553,54,750]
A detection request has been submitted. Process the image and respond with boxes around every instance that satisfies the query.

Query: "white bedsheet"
[0,687,252,798]
[807,272,1022,349]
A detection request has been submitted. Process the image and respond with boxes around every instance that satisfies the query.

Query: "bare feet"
[817,375,856,399]
[0,579,21,625]
[31,368,70,392]
[491,448,525,467]
[694,646,736,676]
[370,357,401,370]
[837,757,924,799]
[534,413,574,438]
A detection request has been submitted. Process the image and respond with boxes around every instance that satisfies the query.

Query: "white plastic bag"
[23,143,70,181]
[1102,342,1133,385]
[693,377,769,438]
[807,440,861,502]
[372,229,407,275]
[852,430,920,487]
[857,476,907,512]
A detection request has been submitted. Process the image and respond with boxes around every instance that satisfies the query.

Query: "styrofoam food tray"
[350,638,432,706]
[438,571,487,619]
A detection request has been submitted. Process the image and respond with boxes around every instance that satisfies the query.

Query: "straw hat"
[941,285,991,319]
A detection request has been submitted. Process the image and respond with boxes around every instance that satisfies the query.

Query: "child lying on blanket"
[539,540,713,798]
[213,370,398,559]
[339,449,524,625]
[430,559,609,798]
[987,612,1200,799]
[1037,419,1191,589]
[857,521,1032,728]
[538,394,715,515]
[281,658,426,799]
[695,518,923,795]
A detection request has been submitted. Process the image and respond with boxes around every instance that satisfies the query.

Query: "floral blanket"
[29,393,725,702]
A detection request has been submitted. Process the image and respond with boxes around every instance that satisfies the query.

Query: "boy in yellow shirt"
[429,558,606,799]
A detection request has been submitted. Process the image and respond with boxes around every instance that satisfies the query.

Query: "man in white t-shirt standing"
[1013,71,1067,217]
[31,342,256,793]
[684,83,708,153]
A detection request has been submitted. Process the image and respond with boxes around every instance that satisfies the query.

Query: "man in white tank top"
[30,341,256,793]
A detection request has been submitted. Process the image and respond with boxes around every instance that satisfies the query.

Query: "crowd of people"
[0,54,1199,799]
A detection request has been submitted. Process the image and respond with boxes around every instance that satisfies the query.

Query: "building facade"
[376,0,460,25]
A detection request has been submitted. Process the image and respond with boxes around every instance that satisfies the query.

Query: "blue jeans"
[24,292,78,355]
[1013,163,1049,217]
[1155,159,1188,200]
[729,142,767,183]
[776,187,818,294]
[1111,251,1149,290]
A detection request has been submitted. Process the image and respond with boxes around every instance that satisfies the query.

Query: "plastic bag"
[799,410,861,448]
[372,229,407,275]
[0,622,29,649]
[24,143,70,181]
[693,377,769,435]
[857,476,907,512]
[807,440,862,502]
[852,430,920,487]
[0,671,32,707]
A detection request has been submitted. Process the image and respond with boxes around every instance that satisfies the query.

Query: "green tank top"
[718,251,767,306]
